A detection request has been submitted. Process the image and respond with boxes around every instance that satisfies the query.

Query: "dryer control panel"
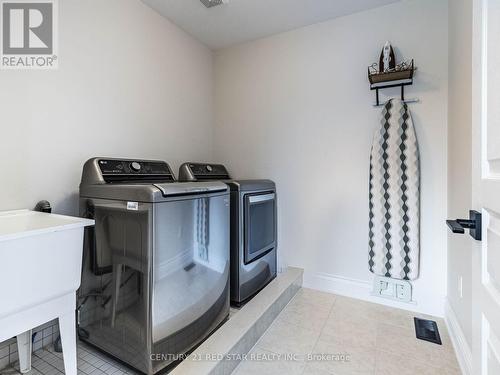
[178,162,230,181]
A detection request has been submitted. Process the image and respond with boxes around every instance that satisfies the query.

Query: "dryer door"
[243,192,276,264]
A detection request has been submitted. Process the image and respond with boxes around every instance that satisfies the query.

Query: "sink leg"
[16,330,32,373]
[59,313,77,375]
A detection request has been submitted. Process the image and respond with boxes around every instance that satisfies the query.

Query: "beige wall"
[447,0,473,349]
[0,0,214,214]
[214,0,449,316]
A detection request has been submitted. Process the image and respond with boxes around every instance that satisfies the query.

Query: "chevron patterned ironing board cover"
[368,98,420,280]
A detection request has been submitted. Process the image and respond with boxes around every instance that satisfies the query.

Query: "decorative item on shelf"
[379,41,396,72]
[368,41,418,106]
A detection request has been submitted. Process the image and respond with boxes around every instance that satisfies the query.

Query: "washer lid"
[154,181,228,197]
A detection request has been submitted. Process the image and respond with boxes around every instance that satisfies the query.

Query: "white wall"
[447,0,473,358]
[0,0,214,215]
[0,0,451,318]
[214,0,448,316]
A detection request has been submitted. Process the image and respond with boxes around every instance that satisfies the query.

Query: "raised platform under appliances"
[179,163,277,305]
[79,158,230,374]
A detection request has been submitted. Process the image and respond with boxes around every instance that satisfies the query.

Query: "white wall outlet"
[458,276,463,299]
[396,283,411,301]
[372,276,412,303]
[379,281,394,297]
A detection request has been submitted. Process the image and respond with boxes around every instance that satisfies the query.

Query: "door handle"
[247,193,275,203]
[446,210,482,241]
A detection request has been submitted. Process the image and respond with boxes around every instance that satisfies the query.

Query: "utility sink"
[0,210,93,374]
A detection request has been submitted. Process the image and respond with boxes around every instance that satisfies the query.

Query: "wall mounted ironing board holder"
[368,59,418,106]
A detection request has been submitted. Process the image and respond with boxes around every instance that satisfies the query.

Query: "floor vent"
[414,317,442,345]
[200,0,225,8]
[184,262,196,271]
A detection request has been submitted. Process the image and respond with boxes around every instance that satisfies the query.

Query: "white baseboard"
[303,271,372,298]
[302,271,444,316]
[444,299,472,375]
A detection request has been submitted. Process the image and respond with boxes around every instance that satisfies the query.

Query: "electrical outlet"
[396,283,411,301]
[372,276,412,303]
[458,276,463,299]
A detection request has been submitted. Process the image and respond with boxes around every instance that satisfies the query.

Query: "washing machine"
[178,163,277,306]
[79,158,230,374]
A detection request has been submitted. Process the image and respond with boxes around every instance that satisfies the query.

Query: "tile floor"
[0,309,242,375]
[0,342,140,375]
[233,288,462,375]
[0,290,462,375]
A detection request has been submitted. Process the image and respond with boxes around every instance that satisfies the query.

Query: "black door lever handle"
[446,210,482,241]
[446,220,465,234]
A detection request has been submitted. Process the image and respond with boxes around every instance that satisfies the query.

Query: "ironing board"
[368,98,420,280]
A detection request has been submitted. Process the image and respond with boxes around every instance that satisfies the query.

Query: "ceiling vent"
[199,0,226,8]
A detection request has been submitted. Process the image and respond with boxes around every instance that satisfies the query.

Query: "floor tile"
[322,308,377,349]
[250,290,460,375]
[0,288,462,375]
[292,288,337,309]
[0,344,140,375]
[232,347,305,375]
[375,321,460,370]
[256,319,320,357]
[302,363,336,375]
[310,331,376,375]
[276,291,333,333]
[374,350,461,375]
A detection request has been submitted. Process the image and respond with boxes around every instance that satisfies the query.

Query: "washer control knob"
[131,162,141,172]
[206,165,213,172]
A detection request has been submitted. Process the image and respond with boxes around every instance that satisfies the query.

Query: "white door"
[472,0,500,374]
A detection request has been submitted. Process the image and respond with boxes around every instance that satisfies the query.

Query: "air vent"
[414,318,442,345]
[200,0,226,8]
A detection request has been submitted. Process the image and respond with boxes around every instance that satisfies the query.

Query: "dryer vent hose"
[34,200,52,213]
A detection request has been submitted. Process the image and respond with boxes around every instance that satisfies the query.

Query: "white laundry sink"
[0,210,93,374]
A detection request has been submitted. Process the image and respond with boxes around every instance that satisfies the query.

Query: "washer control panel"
[98,159,175,183]
[178,162,230,181]
[130,161,142,172]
